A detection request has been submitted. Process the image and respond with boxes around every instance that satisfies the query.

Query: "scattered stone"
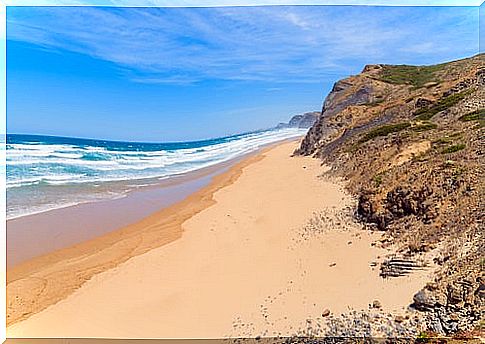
[425,282,439,291]
[372,300,382,309]
[293,56,484,337]
[449,313,459,321]
[415,97,433,108]
[412,288,446,311]
[321,309,331,317]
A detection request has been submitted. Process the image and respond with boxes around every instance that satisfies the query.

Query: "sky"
[6,5,481,142]
[481,2,485,52]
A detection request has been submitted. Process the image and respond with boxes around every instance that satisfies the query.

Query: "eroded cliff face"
[278,111,320,129]
[297,54,484,335]
[296,73,379,156]
[288,111,319,128]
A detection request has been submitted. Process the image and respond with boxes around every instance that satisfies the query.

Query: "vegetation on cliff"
[375,63,445,88]
[296,53,484,337]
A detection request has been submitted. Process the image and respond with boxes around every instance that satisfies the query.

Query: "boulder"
[413,288,447,311]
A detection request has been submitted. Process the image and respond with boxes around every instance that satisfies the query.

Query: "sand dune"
[7,141,434,338]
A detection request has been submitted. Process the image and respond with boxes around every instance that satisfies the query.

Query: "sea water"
[7,128,306,219]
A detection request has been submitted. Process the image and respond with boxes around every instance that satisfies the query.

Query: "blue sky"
[7,5,480,142]
[481,2,485,52]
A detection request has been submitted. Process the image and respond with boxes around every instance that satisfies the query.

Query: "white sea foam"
[7,128,306,188]
[7,128,307,219]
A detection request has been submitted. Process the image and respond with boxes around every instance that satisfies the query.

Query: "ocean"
[6,128,307,219]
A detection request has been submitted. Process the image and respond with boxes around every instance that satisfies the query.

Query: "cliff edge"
[277,111,320,129]
[296,54,484,336]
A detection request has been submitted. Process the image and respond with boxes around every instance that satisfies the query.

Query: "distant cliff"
[277,111,319,129]
[296,54,484,335]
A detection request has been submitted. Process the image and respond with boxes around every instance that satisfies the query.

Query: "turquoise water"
[7,128,306,218]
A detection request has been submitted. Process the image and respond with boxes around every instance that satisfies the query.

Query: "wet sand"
[7,158,242,267]
[7,141,434,338]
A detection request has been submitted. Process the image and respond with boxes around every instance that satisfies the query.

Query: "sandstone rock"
[415,97,433,108]
[413,289,447,311]
[476,282,485,299]
[447,283,464,305]
[449,313,459,321]
[362,64,382,73]
[293,54,485,335]
[372,300,382,309]
[424,81,439,88]
[385,186,433,219]
[425,282,439,291]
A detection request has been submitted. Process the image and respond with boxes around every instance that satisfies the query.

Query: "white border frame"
[2,1,483,342]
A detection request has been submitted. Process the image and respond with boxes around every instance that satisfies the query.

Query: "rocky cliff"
[289,111,320,128]
[296,54,484,336]
[277,111,319,129]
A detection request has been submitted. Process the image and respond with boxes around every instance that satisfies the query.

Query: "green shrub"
[433,137,453,145]
[377,64,444,88]
[358,122,411,143]
[441,143,466,154]
[459,108,485,122]
[415,89,475,121]
[449,132,463,138]
[417,331,429,339]
[373,174,383,187]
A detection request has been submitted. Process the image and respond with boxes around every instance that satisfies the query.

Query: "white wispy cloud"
[6,5,479,83]
[7,1,483,6]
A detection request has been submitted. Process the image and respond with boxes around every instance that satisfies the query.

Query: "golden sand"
[8,141,434,338]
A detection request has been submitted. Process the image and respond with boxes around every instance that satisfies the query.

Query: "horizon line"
[5,126,307,145]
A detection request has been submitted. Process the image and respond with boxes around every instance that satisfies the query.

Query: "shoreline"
[6,150,265,222]
[7,140,287,327]
[8,153,247,267]
[7,137,303,267]
[8,140,435,338]
[7,129,308,222]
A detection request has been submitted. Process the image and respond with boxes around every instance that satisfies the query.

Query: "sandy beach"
[7,156,246,267]
[7,140,435,338]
